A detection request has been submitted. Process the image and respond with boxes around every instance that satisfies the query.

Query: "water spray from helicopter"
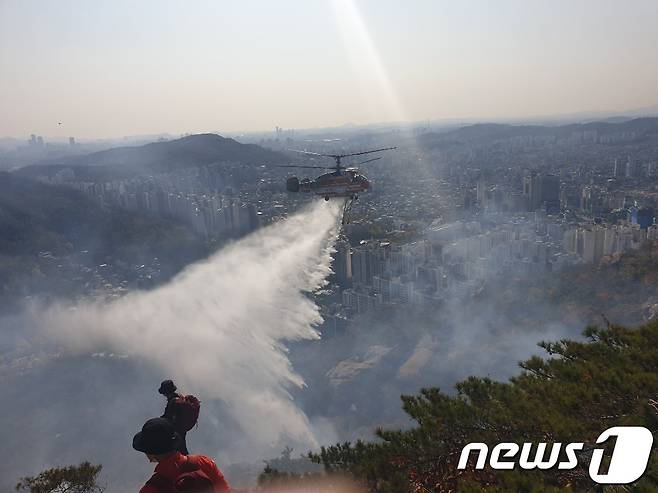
[26,199,344,462]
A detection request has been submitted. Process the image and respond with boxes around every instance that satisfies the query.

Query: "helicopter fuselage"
[287,169,370,198]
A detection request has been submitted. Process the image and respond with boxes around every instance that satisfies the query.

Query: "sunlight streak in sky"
[331,0,407,124]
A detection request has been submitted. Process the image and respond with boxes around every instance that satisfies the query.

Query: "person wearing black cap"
[133,417,229,493]
[159,380,181,421]
[158,379,189,455]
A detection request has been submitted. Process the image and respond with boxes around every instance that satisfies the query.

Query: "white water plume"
[34,199,342,454]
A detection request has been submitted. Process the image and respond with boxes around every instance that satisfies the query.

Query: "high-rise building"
[476,179,487,207]
[351,247,372,285]
[523,172,541,210]
[625,156,633,178]
[333,240,352,285]
[539,174,560,214]
[524,172,560,213]
[581,227,606,264]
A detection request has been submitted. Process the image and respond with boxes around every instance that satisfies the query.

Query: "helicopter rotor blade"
[275,165,334,169]
[352,156,382,165]
[336,146,397,159]
[287,146,396,164]
[287,149,328,157]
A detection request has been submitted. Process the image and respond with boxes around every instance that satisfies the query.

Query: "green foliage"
[310,320,658,492]
[15,462,103,493]
[258,465,326,489]
[258,465,299,488]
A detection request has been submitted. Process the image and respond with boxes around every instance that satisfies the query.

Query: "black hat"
[158,380,177,395]
[133,418,180,455]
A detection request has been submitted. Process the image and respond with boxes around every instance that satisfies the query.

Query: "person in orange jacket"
[133,417,230,493]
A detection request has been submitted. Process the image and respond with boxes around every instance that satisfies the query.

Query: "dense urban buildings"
[11,118,658,321]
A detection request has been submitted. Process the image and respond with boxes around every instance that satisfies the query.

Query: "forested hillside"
[0,173,206,310]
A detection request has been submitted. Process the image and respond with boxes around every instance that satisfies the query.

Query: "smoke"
[0,198,589,489]
[29,199,342,457]
[285,258,587,446]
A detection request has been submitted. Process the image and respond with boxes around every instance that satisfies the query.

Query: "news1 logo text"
[457,426,654,484]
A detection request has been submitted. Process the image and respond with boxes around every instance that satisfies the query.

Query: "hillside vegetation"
[0,173,206,309]
[307,318,658,492]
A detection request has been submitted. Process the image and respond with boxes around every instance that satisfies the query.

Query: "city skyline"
[2,0,658,138]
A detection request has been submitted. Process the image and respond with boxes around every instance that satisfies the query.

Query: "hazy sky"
[1,0,658,138]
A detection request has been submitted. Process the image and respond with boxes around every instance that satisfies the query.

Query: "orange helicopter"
[279,146,396,223]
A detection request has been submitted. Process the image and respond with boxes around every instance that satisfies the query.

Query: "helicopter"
[279,146,396,224]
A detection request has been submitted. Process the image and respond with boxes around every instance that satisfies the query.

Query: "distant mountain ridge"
[16,133,286,181]
[419,117,658,147]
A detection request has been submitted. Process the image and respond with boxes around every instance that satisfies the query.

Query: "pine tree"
[16,462,103,493]
[310,320,658,492]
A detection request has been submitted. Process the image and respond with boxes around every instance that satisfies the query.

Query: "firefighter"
[158,379,195,455]
[133,417,229,493]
